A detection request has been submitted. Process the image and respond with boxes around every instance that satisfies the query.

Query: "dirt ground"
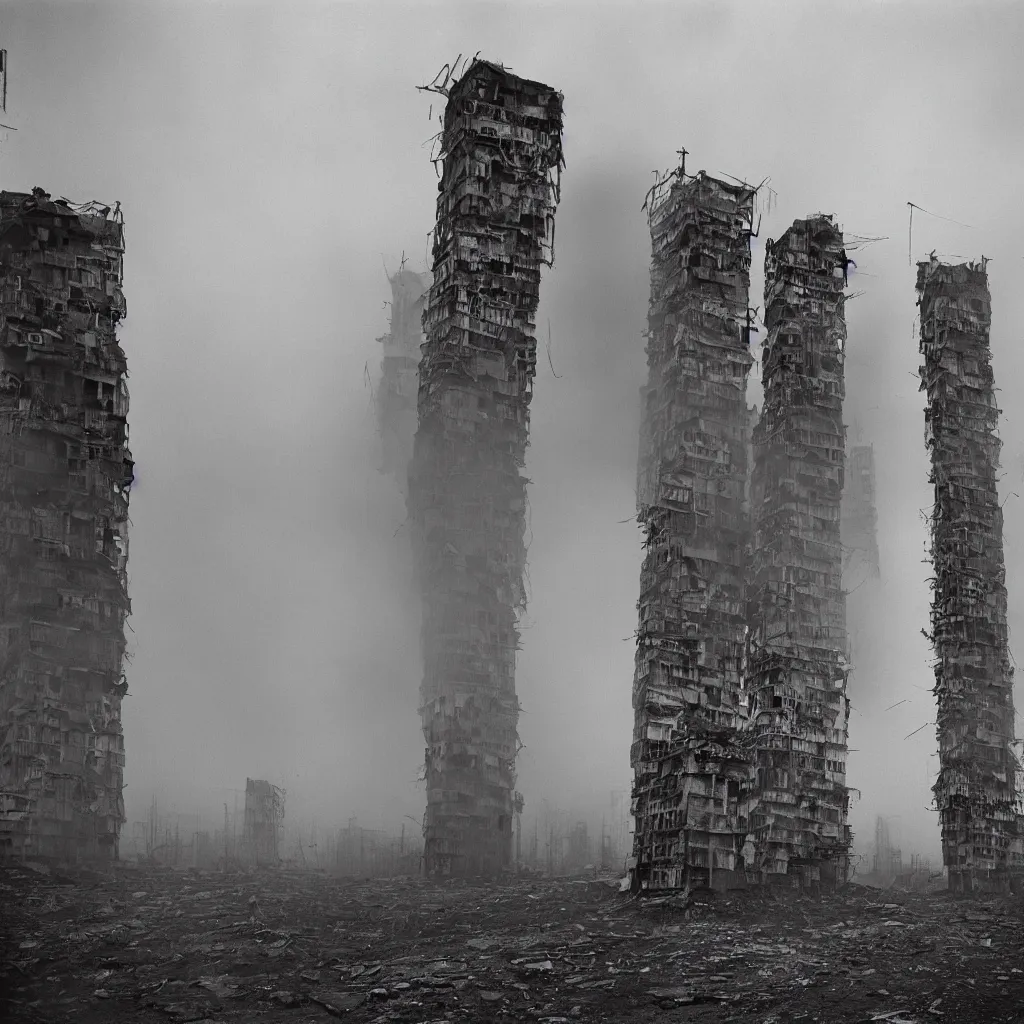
[2,863,1022,1023]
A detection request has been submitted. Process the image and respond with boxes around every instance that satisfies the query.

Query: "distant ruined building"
[841,441,882,709]
[748,215,852,887]
[841,443,880,593]
[243,777,284,867]
[0,189,132,862]
[408,60,564,876]
[917,256,1022,892]
[376,268,431,487]
[630,164,757,890]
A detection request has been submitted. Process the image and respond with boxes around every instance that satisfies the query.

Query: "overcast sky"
[3,0,1022,860]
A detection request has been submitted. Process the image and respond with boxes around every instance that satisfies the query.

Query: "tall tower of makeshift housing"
[376,268,431,487]
[408,60,564,876]
[0,189,131,862]
[748,215,851,887]
[630,164,757,890]
[916,256,1022,892]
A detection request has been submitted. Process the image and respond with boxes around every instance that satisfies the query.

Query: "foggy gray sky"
[3,0,1023,858]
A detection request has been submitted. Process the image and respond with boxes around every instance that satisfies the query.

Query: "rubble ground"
[2,865,1022,1023]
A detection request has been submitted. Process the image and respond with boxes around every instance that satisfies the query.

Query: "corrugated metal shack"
[407,60,563,877]
[0,188,132,864]
[376,269,431,486]
[916,256,1023,892]
[748,215,851,889]
[630,165,757,891]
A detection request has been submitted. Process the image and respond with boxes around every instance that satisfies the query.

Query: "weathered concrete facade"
[376,269,431,487]
[630,167,757,890]
[748,215,851,887]
[408,60,563,876]
[916,256,1022,892]
[0,188,131,863]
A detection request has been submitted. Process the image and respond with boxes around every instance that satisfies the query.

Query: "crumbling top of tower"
[434,58,565,187]
[644,166,759,229]
[916,255,991,304]
[0,189,124,252]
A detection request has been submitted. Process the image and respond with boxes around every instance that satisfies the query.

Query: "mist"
[3,0,1022,867]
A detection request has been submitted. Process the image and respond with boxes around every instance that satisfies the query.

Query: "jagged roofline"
[0,189,121,220]
[646,167,759,222]
[450,57,563,100]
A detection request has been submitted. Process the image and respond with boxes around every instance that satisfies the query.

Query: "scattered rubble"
[1,865,1022,1022]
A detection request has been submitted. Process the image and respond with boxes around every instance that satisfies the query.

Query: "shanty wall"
[916,257,1022,891]
[630,171,756,891]
[376,270,431,486]
[0,189,132,863]
[407,61,563,877]
[748,215,851,888]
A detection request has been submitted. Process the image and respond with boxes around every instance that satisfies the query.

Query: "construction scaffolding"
[630,163,757,891]
[407,59,564,876]
[916,256,1022,892]
[376,268,431,486]
[0,188,132,863]
[748,215,851,888]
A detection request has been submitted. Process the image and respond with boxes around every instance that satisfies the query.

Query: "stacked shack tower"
[0,189,131,862]
[630,165,757,890]
[408,60,564,876]
[376,268,431,487]
[748,215,851,887]
[917,256,1022,891]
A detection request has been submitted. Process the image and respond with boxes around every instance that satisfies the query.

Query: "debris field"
[2,865,1022,1023]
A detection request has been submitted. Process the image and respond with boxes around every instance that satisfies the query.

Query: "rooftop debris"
[407,59,564,877]
[749,214,852,888]
[2,864,1022,1023]
[375,268,431,487]
[631,163,758,891]
[0,187,132,865]
[916,256,1023,892]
